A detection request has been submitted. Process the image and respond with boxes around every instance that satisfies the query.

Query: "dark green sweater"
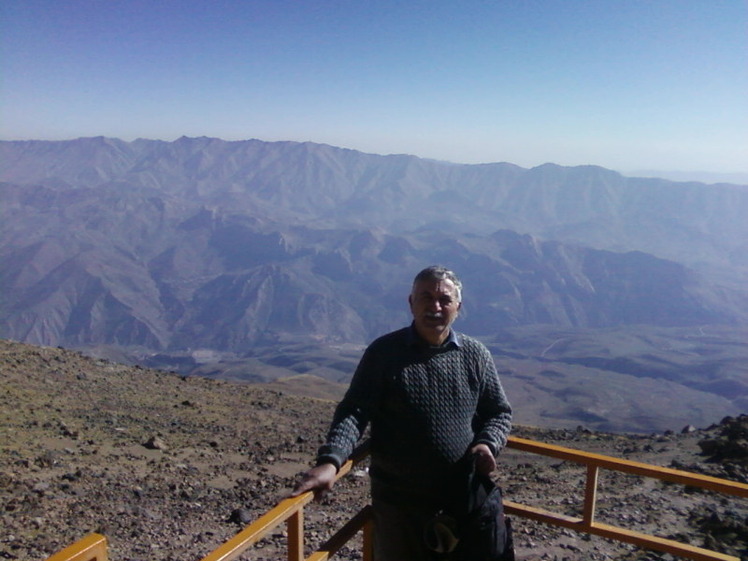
[317,325,512,506]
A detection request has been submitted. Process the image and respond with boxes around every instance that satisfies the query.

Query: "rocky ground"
[1,339,746,561]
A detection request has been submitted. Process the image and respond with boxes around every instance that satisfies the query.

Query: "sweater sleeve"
[316,344,382,470]
[472,343,513,456]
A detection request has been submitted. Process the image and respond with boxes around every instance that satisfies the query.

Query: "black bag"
[424,457,515,561]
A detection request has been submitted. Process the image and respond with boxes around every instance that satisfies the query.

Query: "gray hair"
[412,266,463,302]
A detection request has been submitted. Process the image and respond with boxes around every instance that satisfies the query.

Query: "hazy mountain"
[3,136,746,268]
[628,169,748,185]
[1,136,746,431]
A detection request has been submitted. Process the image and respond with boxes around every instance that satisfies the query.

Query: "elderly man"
[293,265,513,560]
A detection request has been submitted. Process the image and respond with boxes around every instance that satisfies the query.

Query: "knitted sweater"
[317,324,512,506]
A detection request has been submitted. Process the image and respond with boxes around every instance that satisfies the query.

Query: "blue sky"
[2,0,746,176]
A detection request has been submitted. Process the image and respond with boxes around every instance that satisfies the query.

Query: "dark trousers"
[372,498,438,561]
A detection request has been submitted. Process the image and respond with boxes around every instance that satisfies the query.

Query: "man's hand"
[290,463,337,500]
[470,443,496,475]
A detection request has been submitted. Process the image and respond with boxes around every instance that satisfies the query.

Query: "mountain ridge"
[1,136,746,433]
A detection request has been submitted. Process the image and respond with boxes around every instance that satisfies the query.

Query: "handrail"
[45,435,746,561]
[45,533,108,561]
[197,435,744,561]
[199,441,372,561]
[507,436,747,497]
[503,436,746,561]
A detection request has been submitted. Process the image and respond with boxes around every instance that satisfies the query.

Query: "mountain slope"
[1,137,746,433]
[1,340,745,561]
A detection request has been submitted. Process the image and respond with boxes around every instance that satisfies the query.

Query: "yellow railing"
[44,533,108,561]
[200,441,373,561]
[504,436,747,561]
[46,436,747,561]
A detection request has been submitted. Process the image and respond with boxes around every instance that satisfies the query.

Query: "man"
[292,265,512,560]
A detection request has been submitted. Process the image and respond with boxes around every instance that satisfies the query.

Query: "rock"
[35,451,59,468]
[229,508,253,524]
[698,415,748,462]
[32,481,51,493]
[144,436,168,450]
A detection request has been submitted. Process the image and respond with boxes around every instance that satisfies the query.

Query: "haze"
[2,0,746,180]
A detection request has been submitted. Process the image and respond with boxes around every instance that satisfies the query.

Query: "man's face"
[409,277,462,345]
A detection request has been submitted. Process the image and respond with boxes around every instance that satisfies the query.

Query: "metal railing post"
[362,512,375,561]
[287,509,304,561]
[582,463,599,528]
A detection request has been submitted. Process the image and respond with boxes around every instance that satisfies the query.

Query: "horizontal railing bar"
[504,501,739,561]
[305,505,373,561]
[591,520,740,561]
[506,436,748,498]
[504,500,581,526]
[45,533,108,561]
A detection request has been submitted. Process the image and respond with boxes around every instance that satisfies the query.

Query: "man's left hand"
[470,443,496,475]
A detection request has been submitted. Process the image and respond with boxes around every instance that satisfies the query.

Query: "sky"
[2,0,746,178]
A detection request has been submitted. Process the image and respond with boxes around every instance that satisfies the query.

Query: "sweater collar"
[407,322,461,349]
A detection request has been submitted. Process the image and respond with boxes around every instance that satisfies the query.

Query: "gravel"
[1,339,745,561]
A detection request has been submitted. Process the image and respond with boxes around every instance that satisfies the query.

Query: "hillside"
[1,339,745,561]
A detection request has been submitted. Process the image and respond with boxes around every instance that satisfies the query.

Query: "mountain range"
[1,136,746,432]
